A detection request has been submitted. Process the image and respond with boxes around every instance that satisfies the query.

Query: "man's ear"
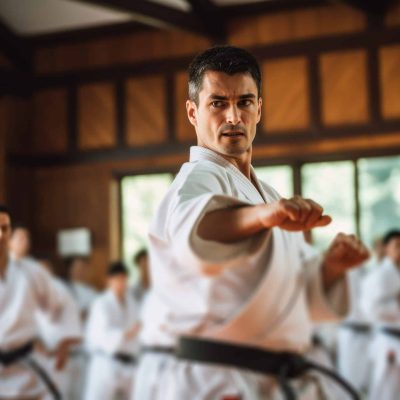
[186,100,197,127]
[257,97,262,123]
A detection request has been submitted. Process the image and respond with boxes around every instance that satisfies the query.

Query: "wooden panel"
[0,100,6,203]
[125,76,167,146]
[386,2,400,27]
[229,4,366,47]
[33,89,68,153]
[35,30,211,74]
[320,50,369,126]
[175,71,195,142]
[0,52,12,68]
[33,166,111,288]
[1,97,32,155]
[262,57,310,132]
[380,45,400,119]
[78,82,116,149]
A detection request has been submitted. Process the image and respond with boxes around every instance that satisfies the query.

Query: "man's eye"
[239,99,252,106]
[211,101,224,108]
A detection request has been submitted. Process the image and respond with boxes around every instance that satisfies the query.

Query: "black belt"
[382,327,400,339]
[0,342,34,366]
[341,322,371,334]
[114,353,136,364]
[0,341,62,400]
[174,337,361,400]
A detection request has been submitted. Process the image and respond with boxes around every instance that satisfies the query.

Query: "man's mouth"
[221,132,245,137]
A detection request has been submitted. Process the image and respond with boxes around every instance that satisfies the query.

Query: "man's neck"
[218,149,252,179]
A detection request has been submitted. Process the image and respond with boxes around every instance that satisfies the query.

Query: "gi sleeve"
[300,238,349,321]
[25,260,65,320]
[166,166,270,275]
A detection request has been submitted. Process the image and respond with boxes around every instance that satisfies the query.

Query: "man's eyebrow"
[208,93,257,100]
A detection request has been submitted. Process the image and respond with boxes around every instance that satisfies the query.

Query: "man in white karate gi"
[134,45,369,400]
[0,205,80,400]
[84,261,140,400]
[360,230,400,400]
[336,265,371,394]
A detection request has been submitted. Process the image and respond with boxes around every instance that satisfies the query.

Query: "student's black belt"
[381,327,400,339]
[146,337,360,400]
[341,322,371,334]
[0,341,62,400]
[114,353,136,364]
[0,342,34,366]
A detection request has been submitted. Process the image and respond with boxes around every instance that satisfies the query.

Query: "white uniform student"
[34,260,82,400]
[337,266,371,393]
[134,46,370,400]
[84,261,140,400]
[0,206,78,400]
[65,256,98,319]
[360,230,400,400]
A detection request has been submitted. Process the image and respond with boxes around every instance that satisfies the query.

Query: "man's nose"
[225,105,241,125]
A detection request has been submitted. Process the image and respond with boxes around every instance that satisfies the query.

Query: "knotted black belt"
[147,337,360,400]
[0,341,62,400]
[0,342,34,366]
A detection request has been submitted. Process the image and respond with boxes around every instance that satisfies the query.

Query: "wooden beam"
[222,0,328,18]
[69,0,205,35]
[28,20,154,47]
[185,0,226,41]
[0,20,32,71]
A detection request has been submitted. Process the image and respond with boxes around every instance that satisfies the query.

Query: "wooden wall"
[5,2,400,287]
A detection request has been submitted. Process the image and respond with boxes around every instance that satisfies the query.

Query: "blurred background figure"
[9,223,34,263]
[131,248,150,306]
[65,256,98,322]
[84,261,140,400]
[360,230,400,400]
[34,257,82,400]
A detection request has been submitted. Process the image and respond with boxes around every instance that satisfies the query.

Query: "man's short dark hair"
[107,261,129,277]
[188,45,262,105]
[0,205,11,219]
[134,248,148,265]
[383,230,400,246]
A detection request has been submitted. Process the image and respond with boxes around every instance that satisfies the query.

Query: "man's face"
[186,71,262,158]
[9,228,31,259]
[108,274,128,297]
[386,237,400,265]
[0,213,12,257]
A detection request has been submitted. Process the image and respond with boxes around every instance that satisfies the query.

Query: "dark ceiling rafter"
[221,0,329,18]
[185,0,226,41]
[28,20,154,47]
[0,19,32,71]
[68,0,207,36]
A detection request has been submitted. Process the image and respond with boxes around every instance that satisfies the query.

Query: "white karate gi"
[0,258,66,399]
[134,146,348,400]
[68,281,98,317]
[337,267,371,392]
[34,277,82,400]
[84,289,139,400]
[360,257,400,400]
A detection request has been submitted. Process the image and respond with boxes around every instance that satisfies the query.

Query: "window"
[254,165,293,198]
[358,155,400,247]
[301,161,356,250]
[120,173,173,277]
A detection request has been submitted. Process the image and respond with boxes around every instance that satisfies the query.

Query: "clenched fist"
[322,233,370,288]
[259,196,332,231]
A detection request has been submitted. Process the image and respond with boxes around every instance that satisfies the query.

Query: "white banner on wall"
[57,228,91,256]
